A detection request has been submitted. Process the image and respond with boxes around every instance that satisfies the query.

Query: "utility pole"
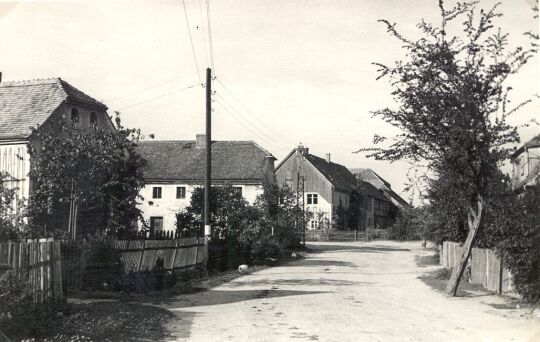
[204,68,212,259]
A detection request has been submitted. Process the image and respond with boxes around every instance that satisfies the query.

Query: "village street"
[159,241,540,342]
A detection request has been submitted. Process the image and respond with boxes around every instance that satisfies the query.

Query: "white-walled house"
[0,78,114,211]
[275,145,357,229]
[136,136,276,232]
[511,134,540,189]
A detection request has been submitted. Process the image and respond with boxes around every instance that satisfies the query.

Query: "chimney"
[195,134,206,148]
[297,143,309,155]
[325,153,331,163]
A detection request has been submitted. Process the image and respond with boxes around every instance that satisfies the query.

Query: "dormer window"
[70,108,79,123]
[90,112,97,126]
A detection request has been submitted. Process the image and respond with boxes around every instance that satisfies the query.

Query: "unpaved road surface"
[161,241,540,341]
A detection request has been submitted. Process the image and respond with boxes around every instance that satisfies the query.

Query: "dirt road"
[161,241,540,341]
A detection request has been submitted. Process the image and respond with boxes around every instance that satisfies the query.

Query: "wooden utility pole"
[204,68,212,255]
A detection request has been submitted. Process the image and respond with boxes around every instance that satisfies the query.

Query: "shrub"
[495,180,540,303]
[0,270,66,339]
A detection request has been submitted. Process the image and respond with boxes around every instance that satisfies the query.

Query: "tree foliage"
[363,0,536,295]
[176,183,303,266]
[0,173,27,241]
[27,114,145,237]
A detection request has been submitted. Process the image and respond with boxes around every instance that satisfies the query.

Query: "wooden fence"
[113,237,206,272]
[440,241,513,293]
[0,239,63,302]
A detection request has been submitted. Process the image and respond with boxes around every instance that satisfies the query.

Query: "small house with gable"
[0,78,114,208]
[136,135,276,233]
[275,145,358,229]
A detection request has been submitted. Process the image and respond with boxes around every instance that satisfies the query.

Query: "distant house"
[350,168,410,210]
[511,134,540,189]
[136,135,276,232]
[356,181,396,229]
[275,145,358,229]
[0,78,114,209]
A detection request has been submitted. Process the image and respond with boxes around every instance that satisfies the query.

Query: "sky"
[0,0,538,204]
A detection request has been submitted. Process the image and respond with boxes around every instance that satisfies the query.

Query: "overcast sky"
[0,0,538,203]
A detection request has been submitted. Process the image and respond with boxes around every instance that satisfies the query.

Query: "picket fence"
[440,241,513,293]
[113,237,207,272]
[0,239,63,302]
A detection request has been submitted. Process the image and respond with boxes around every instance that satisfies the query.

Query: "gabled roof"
[512,134,540,158]
[303,154,357,192]
[357,181,390,202]
[350,168,410,208]
[0,78,107,140]
[137,140,275,182]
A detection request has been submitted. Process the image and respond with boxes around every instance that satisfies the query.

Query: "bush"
[387,208,424,241]
[495,181,540,304]
[0,270,67,339]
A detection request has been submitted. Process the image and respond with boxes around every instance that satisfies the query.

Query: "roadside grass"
[419,267,488,297]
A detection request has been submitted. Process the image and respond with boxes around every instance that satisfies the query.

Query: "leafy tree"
[176,182,304,266]
[0,173,27,241]
[27,113,145,238]
[362,0,536,295]
[494,180,540,303]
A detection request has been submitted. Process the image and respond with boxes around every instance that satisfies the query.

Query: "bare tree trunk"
[445,195,484,296]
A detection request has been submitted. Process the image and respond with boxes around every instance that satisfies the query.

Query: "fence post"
[137,239,146,272]
[498,254,503,295]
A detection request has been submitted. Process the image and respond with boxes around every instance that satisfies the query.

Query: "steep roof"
[350,167,410,208]
[512,134,540,158]
[137,140,275,182]
[0,78,107,140]
[357,181,390,202]
[304,154,357,192]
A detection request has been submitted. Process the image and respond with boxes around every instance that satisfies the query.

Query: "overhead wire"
[215,93,290,150]
[106,69,203,103]
[205,0,215,69]
[197,0,210,68]
[215,78,297,146]
[182,0,202,84]
[214,99,289,152]
[117,84,199,110]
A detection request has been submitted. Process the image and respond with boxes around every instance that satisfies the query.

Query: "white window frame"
[176,186,186,199]
[152,186,162,199]
[307,193,318,205]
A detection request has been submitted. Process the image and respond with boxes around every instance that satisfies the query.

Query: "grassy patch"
[419,267,486,297]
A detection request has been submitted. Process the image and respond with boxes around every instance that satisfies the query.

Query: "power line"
[106,70,202,103]
[215,78,297,145]
[206,0,215,69]
[182,0,202,83]
[214,100,287,152]
[117,84,198,110]
[197,0,210,67]
[215,94,289,150]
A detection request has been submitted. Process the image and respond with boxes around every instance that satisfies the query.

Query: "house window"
[233,186,243,196]
[176,186,186,199]
[152,187,162,199]
[309,219,319,230]
[71,108,79,122]
[307,193,318,205]
[90,112,97,125]
[150,216,163,231]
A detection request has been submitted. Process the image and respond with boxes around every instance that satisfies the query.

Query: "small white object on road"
[291,253,297,258]
[238,264,249,273]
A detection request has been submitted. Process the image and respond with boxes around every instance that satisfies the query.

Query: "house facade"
[350,168,410,210]
[275,145,357,229]
[136,136,276,232]
[0,78,114,211]
[511,134,540,189]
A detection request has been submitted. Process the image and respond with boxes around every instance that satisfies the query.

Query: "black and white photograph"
[0,0,539,341]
